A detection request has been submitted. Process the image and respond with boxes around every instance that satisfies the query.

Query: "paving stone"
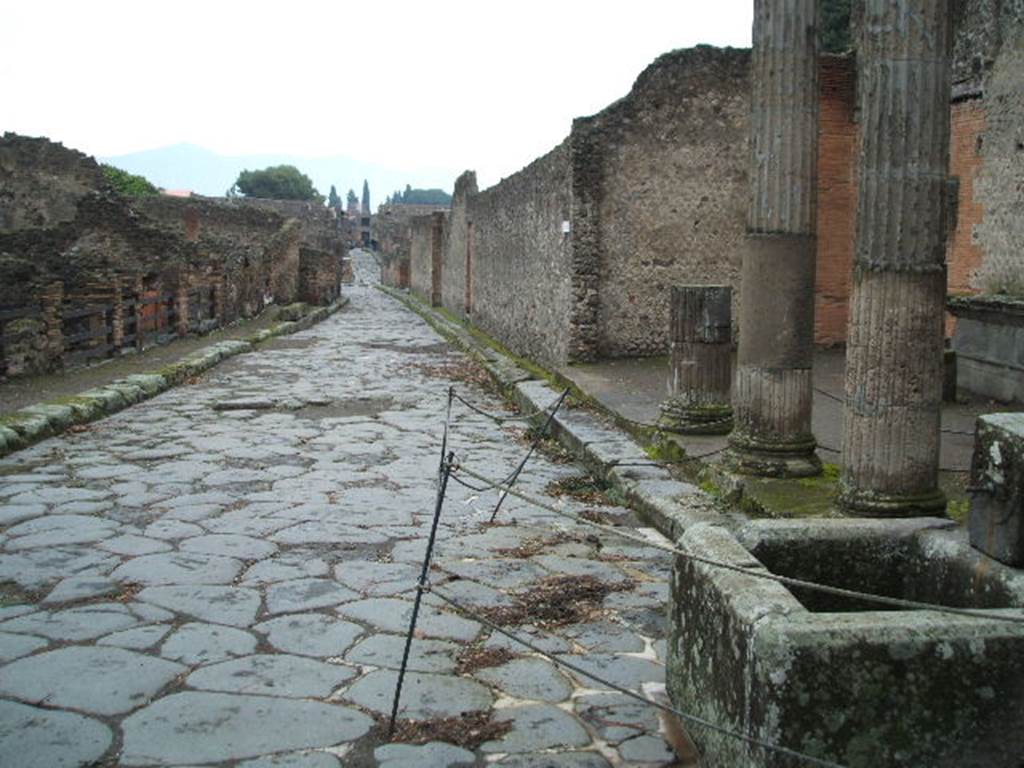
[475,657,574,702]
[112,551,243,585]
[255,614,363,658]
[562,621,646,653]
[617,734,676,762]
[98,534,174,556]
[98,624,172,650]
[345,632,459,672]
[333,559,418,595]
[439,558,548,589]
[0,603,138,640]
[482,703,591,753]
[344,669,493,718]
[6,486,111,506]
[575,692,659,743]
[0,645,184,715]
[143,519,206,539]
[270,521,390,546]
[206,510,296,537]
[180,533,278,560]
[160,622,258,664]
[76,463,141,480]
[239,753,341,768]
[556,653,664,692]
[120,692,373,765]
[531,555,632,584]
[137,585,261,627]
[0,504,47,526]
[128,602,177,623]
[43,574,119,604]
[0,699,112,768]
[485,626,572,655]
[242,555,329,584]
[337,598,481,642]
[496,753,613,768]
[0,631,47,662]
[186,653,356,697]
[4,514,119,550]
[375,742,475,768]
[434,578,515,607]
[265,578,360,614]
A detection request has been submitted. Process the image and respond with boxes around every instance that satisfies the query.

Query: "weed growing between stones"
[376,711,513,748]
[493,531,582,559]
[455,644,517,674]
[545,473,615,505]
[478,575,635,629]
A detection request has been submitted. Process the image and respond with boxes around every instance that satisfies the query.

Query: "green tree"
[101,164,159,196]
[361,180,371,213]
[821,0,852,53]
[234,165,321,201]
[328,184,341,210]
[347,189,358,209]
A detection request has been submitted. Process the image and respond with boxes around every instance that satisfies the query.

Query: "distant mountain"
[99,143,454,206]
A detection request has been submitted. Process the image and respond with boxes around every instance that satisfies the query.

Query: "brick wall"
[814,56,859,345]
[947,99,987,301]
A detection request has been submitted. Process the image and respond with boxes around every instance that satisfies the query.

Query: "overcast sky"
[2,1,753,190]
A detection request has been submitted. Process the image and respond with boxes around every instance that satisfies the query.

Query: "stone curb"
[378,285,727,541]
[0,297,349,460]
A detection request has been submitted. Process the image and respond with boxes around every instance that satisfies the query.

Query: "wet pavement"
[0,251,679,767]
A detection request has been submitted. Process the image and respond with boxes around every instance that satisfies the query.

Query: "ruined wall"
[409,212,445,306]
[580,47,749,358]
[973,27,1024,296]
[815,56,859,345]
[440,172,477,319]
[471,142,574,366]
[298,247,341,305]
[0,133,108,232]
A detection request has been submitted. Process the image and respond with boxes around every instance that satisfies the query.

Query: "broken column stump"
[969,413,1024,566]
[839,0,952,516]
[659,285,733,434]
[726,0,822,477]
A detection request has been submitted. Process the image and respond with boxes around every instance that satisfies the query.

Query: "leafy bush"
[101,164,159,196]
[234,165,321,202]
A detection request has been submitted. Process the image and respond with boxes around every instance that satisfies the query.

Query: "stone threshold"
[0,297,349,459]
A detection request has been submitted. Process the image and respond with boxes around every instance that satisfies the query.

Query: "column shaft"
[840,0,952,515]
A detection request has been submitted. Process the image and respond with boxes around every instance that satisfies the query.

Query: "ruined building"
[0,134,344,378]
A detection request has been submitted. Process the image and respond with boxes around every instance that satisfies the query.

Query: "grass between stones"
[455,645,517,674]
[476,575,635,629]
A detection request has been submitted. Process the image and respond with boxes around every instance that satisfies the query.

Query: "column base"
[658,399,733,435]
[837,484,947,518]
[724,432,822,478]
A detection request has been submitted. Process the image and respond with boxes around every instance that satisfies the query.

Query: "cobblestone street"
[0,251,676,768]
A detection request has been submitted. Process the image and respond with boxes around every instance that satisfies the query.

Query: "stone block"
[969,413,1024,565]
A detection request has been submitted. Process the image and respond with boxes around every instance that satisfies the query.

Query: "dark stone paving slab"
[137,585,261,627]
[475,657,575,702]
[180,533,278,560]
[0,699,112,768]
[0,646,184,714]
[265,578,360,614]
[344,669,493,718]
[186,653,356,697]
[496,753,613,767]
[337,598,481,642]
[346,632,459,672]
[556,653,664,692]
[0,603,138,641]
[239,752,342,768]
[375,742,475,767]
[256,614,364,658]
[482,703,591,753]
[160,622,258,664]
[120,692,372,765]
[0,631,47,662]
[98,625,171,651]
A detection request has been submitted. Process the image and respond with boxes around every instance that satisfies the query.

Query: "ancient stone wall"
[298,247,341,305]
[470,141,574,367]
[0,133,108,232]
[973,25,1024,297]
[409,212,446,306]
[579,47,750,358]
[440,172,477,319]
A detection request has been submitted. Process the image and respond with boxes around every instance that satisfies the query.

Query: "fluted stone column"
[659,286,733,434]
[727,0,822,477]
[839,0,952,516]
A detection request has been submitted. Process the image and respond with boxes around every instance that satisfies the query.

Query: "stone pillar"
[39,281,65,370]
[727,0,822,477]
[839,0,952,516]
[175,272,189,338]
[110,275,124,350]
[659,286,733,434]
